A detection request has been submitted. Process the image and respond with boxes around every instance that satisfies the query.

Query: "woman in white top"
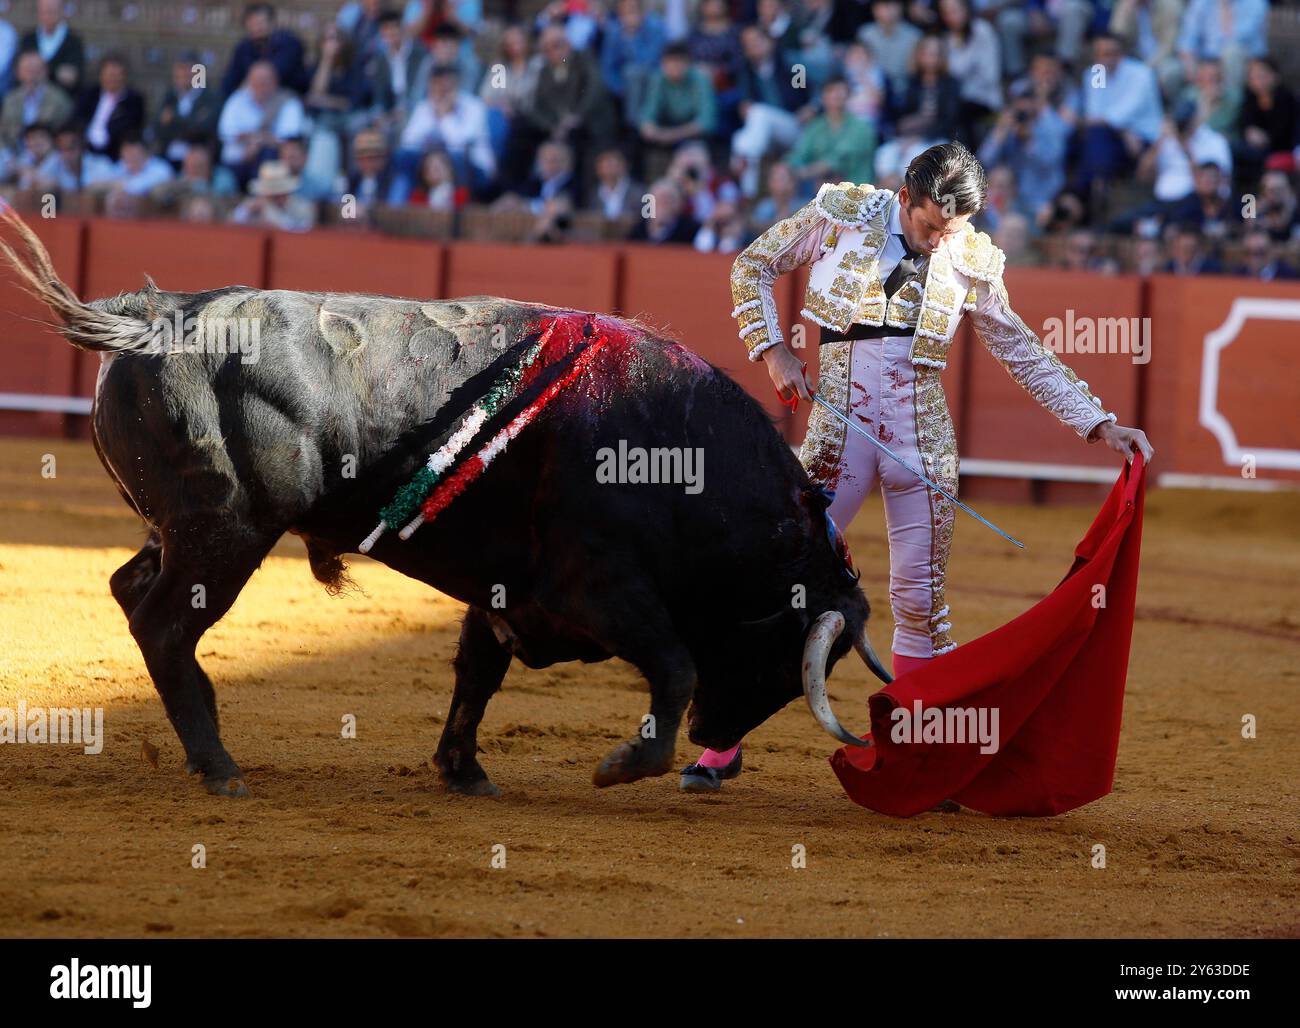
[939,0,1002,134]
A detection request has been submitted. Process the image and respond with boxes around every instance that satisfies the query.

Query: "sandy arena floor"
[0,437,1296,938]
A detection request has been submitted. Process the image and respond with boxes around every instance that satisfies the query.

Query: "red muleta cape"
[831,453,1146,817]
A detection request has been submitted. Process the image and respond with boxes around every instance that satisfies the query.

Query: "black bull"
[1,211,888,797]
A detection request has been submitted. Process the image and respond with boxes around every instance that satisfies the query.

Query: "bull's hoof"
[203,775,251,798]
[445,777,500,797]
[592,741,673,788]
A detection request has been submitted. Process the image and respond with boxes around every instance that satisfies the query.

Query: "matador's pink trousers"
[695,334,957,769]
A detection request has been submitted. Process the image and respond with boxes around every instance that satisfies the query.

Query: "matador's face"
[898,186,973,256]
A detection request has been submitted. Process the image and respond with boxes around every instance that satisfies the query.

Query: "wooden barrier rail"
[0,217,1296,491]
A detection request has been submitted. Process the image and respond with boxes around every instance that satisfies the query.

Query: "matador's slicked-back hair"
[904,141,988,216]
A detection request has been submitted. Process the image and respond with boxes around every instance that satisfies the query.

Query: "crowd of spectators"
[0,0,1298,279]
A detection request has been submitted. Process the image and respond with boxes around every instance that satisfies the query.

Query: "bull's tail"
[0,204,156,353]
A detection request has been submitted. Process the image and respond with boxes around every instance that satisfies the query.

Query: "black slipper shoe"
[679,746,743,793]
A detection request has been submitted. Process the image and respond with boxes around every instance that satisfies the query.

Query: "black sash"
[819,248,920,345]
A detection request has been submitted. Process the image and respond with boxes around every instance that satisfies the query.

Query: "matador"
[681,142,1154,792]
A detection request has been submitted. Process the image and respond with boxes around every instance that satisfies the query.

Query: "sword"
[809,391,1026,549]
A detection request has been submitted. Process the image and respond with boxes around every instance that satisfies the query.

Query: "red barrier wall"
[0,215,1296,493]
[268,230,444,299]
[0,216,83,436]
[75,219,271,399]
[444,241,618,312]
[1146,274,1300,485]
[620,244,792,427]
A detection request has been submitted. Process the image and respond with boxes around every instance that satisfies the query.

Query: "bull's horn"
[802,611,870,748]
[855,630,894,685]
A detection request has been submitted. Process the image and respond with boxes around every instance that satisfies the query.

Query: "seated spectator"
[939,0,1003,143]
[729,24,807,197]
[1059,228,1118,274]
[1074,31,1163,192]
[1041,187,1091,234]
[533,0,599,52]
[639,43,717,177]
[278,135,334,201]
[20,0,85,95]
[342,128,393,213]
[993,210,1031,264]
[1130,233,1163,275]
[496,139,577,215]
[181,193,219,224]
[404,0,484,62]
[601,0,666,127]
[1110,0,1183,95]
[1176,0,1267,90]
[1161,162,1240,239]
[979,163,1019,233]
[687,0,743,110]
[1257,170,1300,243]
[978,89,1071,224]
[842,41,887,126]
[396,64,495,199]
[755,0,801,56]
[74,55,146,160]
[750,160,804,229]
[408,149,458,211]
[789,0,837,87]
[230,159,317,231]
[151,53,223,168]
[217,60,306,187]
[102,184,146,220]
[627,177,700,244]
[858,0,922,99]
[693,196,749,253]
[1008,50,1078,115]
[47,127,114,194]
[668,140,740,224]
[893,34,960,145]
[1238,59,1298,181]
[104,135,175,196]
[1163,222,1224,275]
[0,15,16,96]
[979,0,1033,80]
[1141,105,1231,206]
[523,190,576,245]
[1053,0,1109,65]
[0,51,73,150]
[222,3,309,97]
[336,0,386,60]
[304,21,372,134]
[152,144,239,209]
[1234,229,1298,281]
[508,25,613,192]
[427,23,480,94]
[370,10,433,124]
[588,147,644,220]
[786,76,876,188]
[9,123,62,191]
[1178,58,1240,138]
[476,22,531,122]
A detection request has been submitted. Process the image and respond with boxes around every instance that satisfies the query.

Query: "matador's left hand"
[1091,421,1155,463]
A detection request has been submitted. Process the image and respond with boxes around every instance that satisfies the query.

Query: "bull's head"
[685,483,892,750]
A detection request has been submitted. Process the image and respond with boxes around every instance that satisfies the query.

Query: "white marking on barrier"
[1201,298,1300,471]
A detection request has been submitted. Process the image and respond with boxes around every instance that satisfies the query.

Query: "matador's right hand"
[764,344,814,406]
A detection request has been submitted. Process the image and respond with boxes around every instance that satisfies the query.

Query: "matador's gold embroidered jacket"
[729,181,1118,440]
